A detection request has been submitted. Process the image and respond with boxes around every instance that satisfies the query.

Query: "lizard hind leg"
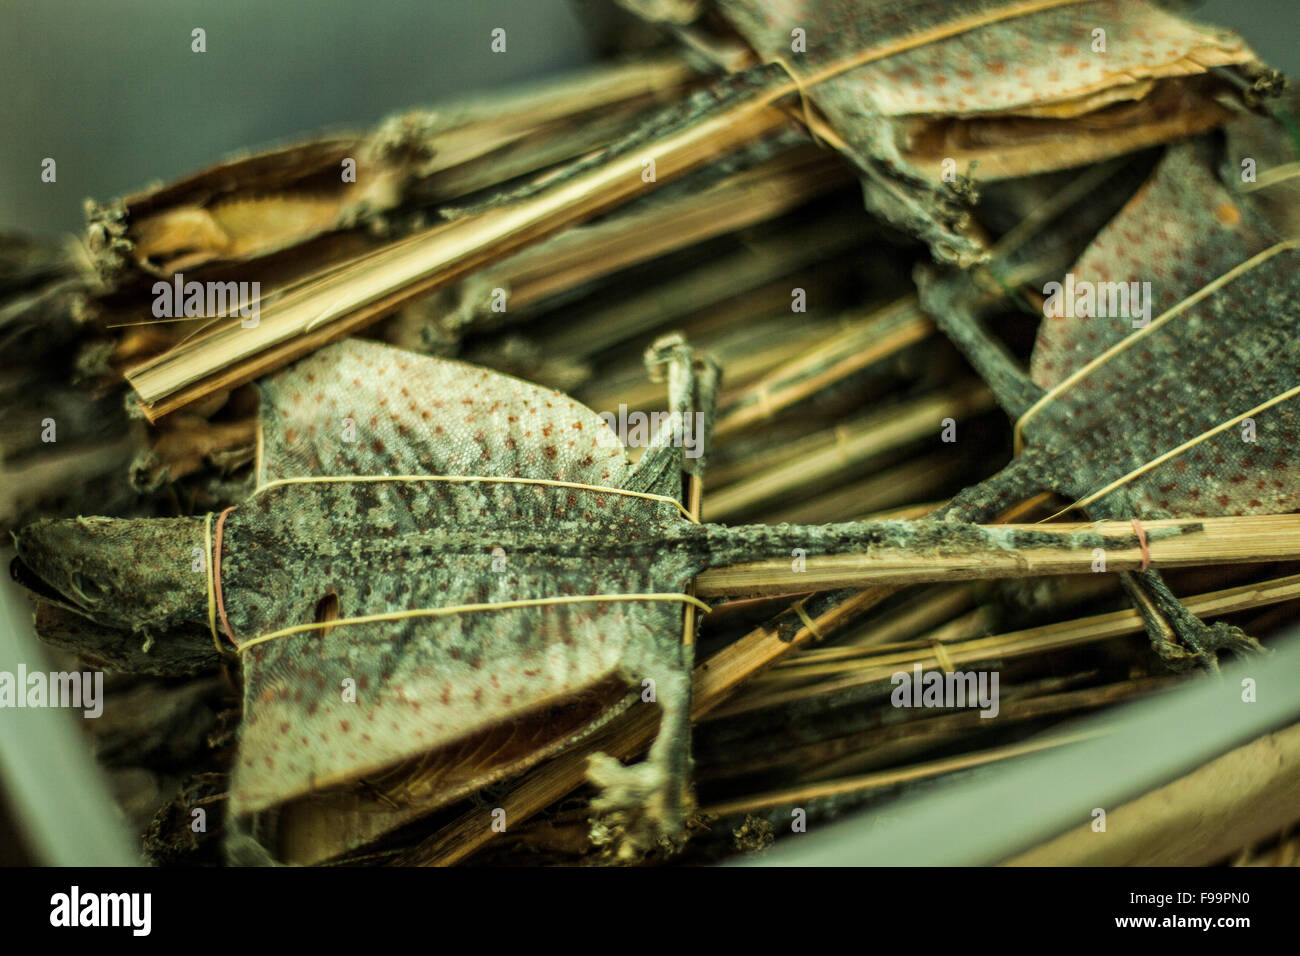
[1086,490,1263,672]
[932,447,1051,524]
[586,640,697,863]
[1121,569,1262,672]
[587,335,713,861]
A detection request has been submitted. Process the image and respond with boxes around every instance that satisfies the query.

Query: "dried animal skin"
[91,110,470,277]
[13,337,1173,861]
[923,134,1300,666]
[18,337,717,858]
[86,137,365,281]
[715,0,1274,262]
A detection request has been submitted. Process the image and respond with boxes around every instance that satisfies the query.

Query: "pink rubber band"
[1131,518,1151,572]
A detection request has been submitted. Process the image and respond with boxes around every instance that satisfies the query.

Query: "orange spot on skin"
[1215,203,1241,227]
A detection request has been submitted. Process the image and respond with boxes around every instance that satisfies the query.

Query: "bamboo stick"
[537,210,869,359]
[709,570,1300,720]
[762,454,964,525]
[695,514,1300,597]
[702,383,994,520]
[125,81,794,419]
[715,299,934,439]
[857,501,944,522]
[460,148,849,318]
[758,606,996,684]
[700,730,1100,821]
[412,56,702,200]
[1233,828,1300,866]
[580,312,848,414]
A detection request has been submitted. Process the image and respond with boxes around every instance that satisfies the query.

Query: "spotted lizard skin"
[723,0,1252,121]
[223,339,699,815]
[715,0,1265,262]
[1022,141,1300,518]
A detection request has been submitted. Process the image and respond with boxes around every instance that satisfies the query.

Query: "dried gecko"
[919,134,1300,667]
[13,336,1188,861]
[714,0,1276,263]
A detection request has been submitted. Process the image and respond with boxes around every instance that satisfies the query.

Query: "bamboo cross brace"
[713,299,935,439]
[699,730,1103,822]
[695,514,1300,597]
[701,677,1170,786]
[125,83,792,419]
[710,570,1300,722]
[704,383,995,520]
[490,149,849,313]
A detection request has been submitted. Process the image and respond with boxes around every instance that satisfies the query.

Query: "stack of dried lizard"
[4,0,1299,865]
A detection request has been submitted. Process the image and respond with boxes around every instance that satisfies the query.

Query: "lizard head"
[11,515,209,633]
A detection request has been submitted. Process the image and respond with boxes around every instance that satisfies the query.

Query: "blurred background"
[0,0,606,234]
[1,0,1295,236]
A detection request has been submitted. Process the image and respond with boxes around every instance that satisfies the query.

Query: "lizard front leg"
[623,332,720,496]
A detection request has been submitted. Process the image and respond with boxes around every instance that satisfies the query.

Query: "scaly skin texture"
[715,0,1269,263]
[224,336,716,857]
[15,515,209,636]
[926,138,1299,667]
[12,338,1181,861]
[15,336,721,860]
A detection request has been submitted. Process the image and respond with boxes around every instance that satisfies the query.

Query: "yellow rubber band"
[1240,162,1300,194]
[767,55,827,148]
[1014,239,1300,454]
[1049,381,1300,519]
[236,592,712,654]
[253,474,697,523]
[792,596,823,640]
[930,639,955,674]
